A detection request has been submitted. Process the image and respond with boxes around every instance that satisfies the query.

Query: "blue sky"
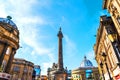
[0,0,108,75]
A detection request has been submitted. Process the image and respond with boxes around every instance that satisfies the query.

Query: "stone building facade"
[0,16,19,73]
[94,0,120,79]
[10,58,34,80]
[94,15,120,80]
[103,0,120,36]
[72,56,99,80]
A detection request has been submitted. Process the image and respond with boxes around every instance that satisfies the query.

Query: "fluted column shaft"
[0,43,8,67]
[5,48,16,73]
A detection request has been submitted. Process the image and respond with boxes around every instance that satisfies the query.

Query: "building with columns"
[0,16,19,73]
[47,28,67,80]
[94,0,120,79]
[72,56,99,80]
[10,58,34,80]
[103,0,120,36]
[94,15,120,80]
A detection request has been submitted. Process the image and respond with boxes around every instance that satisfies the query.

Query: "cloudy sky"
[0,0,108,75]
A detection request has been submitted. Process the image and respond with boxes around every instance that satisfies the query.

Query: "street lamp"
[102,52,112,80]
[100,62,105,80]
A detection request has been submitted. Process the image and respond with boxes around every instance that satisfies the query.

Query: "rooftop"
[0,16,18,29]
[80,56,94,67]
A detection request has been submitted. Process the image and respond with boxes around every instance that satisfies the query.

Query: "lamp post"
[100,62,105,80]
[102,52,112,80]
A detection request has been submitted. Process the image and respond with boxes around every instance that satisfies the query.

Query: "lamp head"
[102,52,107,58]
[100,62,103,68]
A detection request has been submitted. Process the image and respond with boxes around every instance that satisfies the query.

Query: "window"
[81,74,84,80]
[86,70,93,79]
[1,60,7,72]
[0,43,4,56]
[13,66,20,72]
[109,52,116,67]
[95,73,99,80]
[24,67,28,73]
[117,16,120,25]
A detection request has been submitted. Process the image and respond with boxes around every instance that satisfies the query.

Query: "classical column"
[102,52,112,80]
[57,27,63,70]
[5,48,16,73]
[0,43,8,67]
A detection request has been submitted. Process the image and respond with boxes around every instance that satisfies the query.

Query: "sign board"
[0,72,11,80]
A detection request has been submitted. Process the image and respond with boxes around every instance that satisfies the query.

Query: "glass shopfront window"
[86,70,93,80]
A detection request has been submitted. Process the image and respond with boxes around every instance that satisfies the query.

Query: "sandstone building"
[103,0,120,36]
[10,58,34,80]
[93,0,120,79]
[72,56,99,80]
[94,15,120,80]
[0,16,19,73]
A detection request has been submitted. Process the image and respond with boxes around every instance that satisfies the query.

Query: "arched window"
[1,60,7,72]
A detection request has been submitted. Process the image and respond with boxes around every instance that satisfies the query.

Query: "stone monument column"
[57,27,63,71]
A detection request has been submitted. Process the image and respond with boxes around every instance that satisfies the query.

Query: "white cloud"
[85,50,97,66]
[0,0,52,55]
[20,25,55,55]
[0,0,56,75]
[17,16,45,25]
[86,51,95,60]
[64,35,77,56]
[42,62,53,75]
[0,4,8,17]
[0,0,34,17]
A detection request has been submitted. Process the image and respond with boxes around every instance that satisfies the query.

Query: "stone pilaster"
[5,48,15,73]
[0,43,8,67]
